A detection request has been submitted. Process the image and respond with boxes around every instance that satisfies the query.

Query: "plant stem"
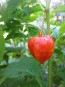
[46,9,50,34]
[46,0,51,9]
[48,58,52,87]
[46,9,52,87]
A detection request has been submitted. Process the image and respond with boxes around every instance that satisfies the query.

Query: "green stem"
[48,58,53,87]
[46,0,51,9]
[46,9,52,87]
[46,9,50,34]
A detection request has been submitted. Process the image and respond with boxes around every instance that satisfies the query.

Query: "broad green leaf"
[5,47,22,53]
[6,32,27,40]
[60,22,65,35]
[1,0,40,21]
[5,18,21,30]
[52,27,60,38]
[22,4,42,16]
[0,29,5,62]
[2,57,44,87]
[1,0,42,21]
[30,5,42,13]
[2,57,40,78]
[0,77,47,87]
[54,5,65,12]
[1,0,27,21]
[0,78,40,87]
[24,14,37,22]
[28,25,39,37]
[54,47,62,54]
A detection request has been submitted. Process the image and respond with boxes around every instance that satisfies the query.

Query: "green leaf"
[52,27,60,38]
[28,25,39,37]
[60,22,65,35]
[6,32,27,40]
[1,0,26,21]
[2,57,44,87]
[5,47,22,53]
[58,67,65,83]
[54,47,62,54]
[0,29,5,62]
[23,5,42,16]
[0,78,40,87]
[5,18,21,30]
[30,5,42,13]
[54,5,65,12]
[2,57,40,78]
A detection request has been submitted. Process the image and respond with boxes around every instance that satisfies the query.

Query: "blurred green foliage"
[0,0,65,87]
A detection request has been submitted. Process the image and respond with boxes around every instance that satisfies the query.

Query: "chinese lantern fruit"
[28,31,54,63]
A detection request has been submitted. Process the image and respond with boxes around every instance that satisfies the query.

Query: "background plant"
[0,0,65,87]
